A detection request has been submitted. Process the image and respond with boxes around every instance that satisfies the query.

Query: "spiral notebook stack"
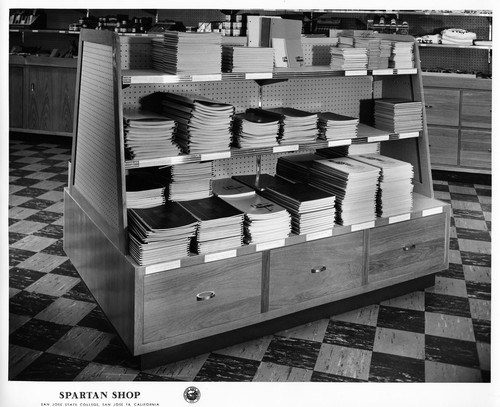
[179,196,245,254]
[317,112,359,141]
[123,109,179,160]
[276,153,323,184]
[242,174,336,235]
[351,153,414,217]
[166,162,213,201]
[310,157,380,226]
[222,46,275,73]
[374,98,423,133]
[354,37,383,69]
[152,31,222,75]
[127,202,198,266]
[265,107,318,145]
[216,180,291,244]
[232,108,281,148]
[330,46,368,71]
[160,92,234,154]
[126,173,166,209]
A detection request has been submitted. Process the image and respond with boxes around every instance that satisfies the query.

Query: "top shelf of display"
[312,10,492,17]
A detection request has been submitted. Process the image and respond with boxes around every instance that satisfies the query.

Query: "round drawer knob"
[403,244,416,251]
[196,291,215,301]
[311,265,327,274]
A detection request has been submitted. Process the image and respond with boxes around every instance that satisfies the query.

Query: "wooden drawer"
[461,90,492,129]
[368,214,447,283]
[428,126,459,166]
[143,253,262,344]
[460,129,492,169]
[269,232,364,310]
[424,88,460,126]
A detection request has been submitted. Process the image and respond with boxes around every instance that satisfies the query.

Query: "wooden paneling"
[427,126,459,166]
[460,129,492,169]
[27,65,76,132]
[268,233,364,310]
[9,66,24,128]
[143,253,262,344]
[424,88,460,126]
[461,90,492,129]
[368,214,447,283]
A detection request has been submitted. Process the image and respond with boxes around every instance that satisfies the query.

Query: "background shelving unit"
[64,27,450,367]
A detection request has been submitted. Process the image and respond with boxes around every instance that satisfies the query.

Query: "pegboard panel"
[122,80,261,113]
[74,41,122,240]
[120,38,153,70]
[301,38,339,66]
[419,47,491,74]
[261,76,373,117]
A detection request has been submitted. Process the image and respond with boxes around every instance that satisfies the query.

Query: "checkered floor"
[8,136,491,382]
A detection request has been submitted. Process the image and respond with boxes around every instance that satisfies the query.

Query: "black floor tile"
[77,307,115,334]
[9,248,37,267]
[19,198,58,211]
[41,165,68,174]
[425,292,471,318]
[460,252,491,268]
[456,228,491,242]
[323,320,376,350]
[62,281,95,303]
[11,178,41,187]
[93,337,139,369]
[134,372,180,381]
[10,169,35,178]
[480,203,491,213]
[194,353,260,382]
[14,353,89,381]
[311,371,366,382]
[472,319,491,344]
[10,319,73,352]
[26,210,63,224]
[431,183,449,192]
[9,268,46,290]
[425,335,480,369]
[475,188,491,197]
[368,352,425,382]
[436,263,464,280]
[449,237,460,250]
[34,224,64,239]
[13,187,49,198]
[262,336,322,370]
[465,281,491,301]
[49,173,70,183]
[450,193,479,202]
[376,306,425,334]
[41,239,66,257]
[9,291,56,317]
[51,260,80,278]
[9,232,27,245]
[452,209,485,220]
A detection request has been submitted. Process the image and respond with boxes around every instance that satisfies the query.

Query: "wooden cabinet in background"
[423,75,492,174]
[9,56,77,137]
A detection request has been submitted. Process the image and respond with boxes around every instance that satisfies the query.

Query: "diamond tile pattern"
[8,137,491,382]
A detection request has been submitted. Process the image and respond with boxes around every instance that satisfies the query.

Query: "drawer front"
[424,88,460,126]
[461,90,492,129]
[428,126,459,166]
[269,232,364,310]
[143,253,262,344]
[369,214,447,283]
[460,129,492,169]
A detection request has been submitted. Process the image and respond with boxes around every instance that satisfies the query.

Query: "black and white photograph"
[1,0,497,406]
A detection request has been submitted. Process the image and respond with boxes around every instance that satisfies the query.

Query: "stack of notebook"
[126,173,166,209]
[276,153,323,184]
[354,37,383,69]
[351,154,414,217]
[222,46,275,73]
[167,162,213,201]
[244,174,336,235]
[232,108,281,148]
[330,46,368,71]
[123,109,179,160]
[374,98,423,133]
[317,142,381,159]
[215,178,291,244]
[265,107,318,144]
[127,202,198,266]
[379,39,393,68]
[179,196,244,254]
[317,112,359,141]
[389,41,415,69]
[152,31,222,75]
[160,92,234,154]
[310,157,380,226]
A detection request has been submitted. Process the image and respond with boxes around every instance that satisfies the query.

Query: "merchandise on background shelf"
[264,107,319,144]
[126,172,166,209]
[441,28,477,45]
[310,157,380,226]
[127,201,198,266]
[317,111,359,141]
[350,153,414,217]
[152,31,222,74]
[123,108,179,160]
[179,196,245,254]
[222,45,275,72]
[159,92,235,154]
[232,108,281,148]
[374,98,423,133]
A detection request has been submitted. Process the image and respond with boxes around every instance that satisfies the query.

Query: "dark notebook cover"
[179,196,244,221]
[129,201,198,231]
[237,108,283,124]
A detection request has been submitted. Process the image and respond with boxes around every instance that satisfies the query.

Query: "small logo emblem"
[184,386,201,404]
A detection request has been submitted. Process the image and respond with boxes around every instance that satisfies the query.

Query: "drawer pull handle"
[425,105,433,108]
[403,244,416,251]
[311,265,327,274]
[196,291,215,301]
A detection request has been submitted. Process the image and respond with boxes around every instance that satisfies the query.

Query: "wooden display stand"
[64,28,450,368]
